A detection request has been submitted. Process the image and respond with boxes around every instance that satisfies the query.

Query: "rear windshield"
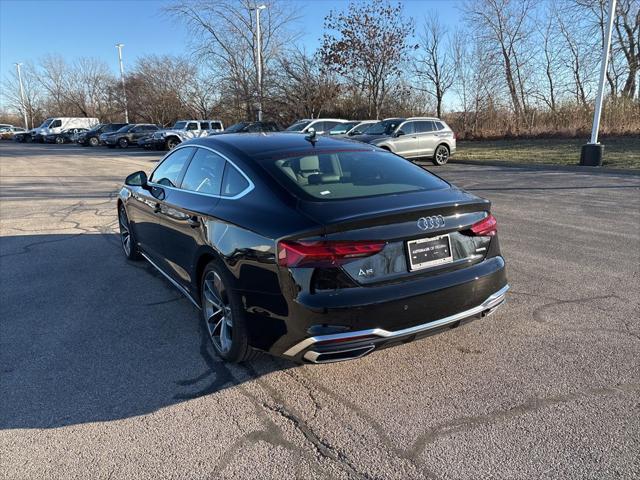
[261,149,448,201]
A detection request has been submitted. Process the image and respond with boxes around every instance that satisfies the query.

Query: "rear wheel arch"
[194,250,227,300]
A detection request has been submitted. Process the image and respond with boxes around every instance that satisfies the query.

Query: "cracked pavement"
[1,142,639,479]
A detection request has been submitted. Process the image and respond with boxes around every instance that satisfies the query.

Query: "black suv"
[79,123,128,147]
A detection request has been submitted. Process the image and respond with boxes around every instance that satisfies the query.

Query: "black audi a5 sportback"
[118,134,508,363]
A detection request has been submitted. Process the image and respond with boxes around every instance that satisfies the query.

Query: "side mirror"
[125,170,148,188]
[395,130,405,137]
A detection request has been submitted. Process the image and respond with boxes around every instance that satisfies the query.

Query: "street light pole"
[115,43,130,123]
[251,5,267,122]
[14,63,29,129]
[580,0,617,166]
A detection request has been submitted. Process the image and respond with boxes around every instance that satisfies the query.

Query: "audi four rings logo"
[417,215,445,231]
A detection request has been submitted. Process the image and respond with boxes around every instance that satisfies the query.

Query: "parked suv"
[285,118,348,135]
[103,124,159,148]
[352,117,456,165]
[79,123,128,147]
[139,120,224,150]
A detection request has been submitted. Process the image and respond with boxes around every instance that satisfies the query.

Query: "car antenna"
[304,127,318,145]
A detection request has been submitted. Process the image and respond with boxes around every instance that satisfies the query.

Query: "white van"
[33,117,99,142]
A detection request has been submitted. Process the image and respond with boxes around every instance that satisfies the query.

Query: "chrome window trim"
[283,284,510,357]
[148,144,255,200]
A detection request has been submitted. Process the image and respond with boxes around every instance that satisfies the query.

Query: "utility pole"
[115,43,130,123]
[251,5,266,122]
[14,63,29,129]
[580,0,617,166]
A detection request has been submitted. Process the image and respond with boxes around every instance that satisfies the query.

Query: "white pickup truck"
[140,120,224,150]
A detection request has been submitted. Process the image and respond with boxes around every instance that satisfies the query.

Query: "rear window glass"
[261,150,448,201]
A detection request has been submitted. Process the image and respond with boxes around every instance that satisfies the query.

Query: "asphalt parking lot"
[1,142,639,480]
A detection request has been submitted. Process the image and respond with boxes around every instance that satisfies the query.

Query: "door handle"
[153,203,161,213]
[187,216,201,228]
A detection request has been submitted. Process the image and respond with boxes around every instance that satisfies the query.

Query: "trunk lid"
[295,187,494,285]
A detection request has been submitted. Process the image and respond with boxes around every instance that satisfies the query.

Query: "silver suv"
[353,117,456,166]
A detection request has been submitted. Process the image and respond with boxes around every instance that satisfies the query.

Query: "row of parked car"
[4,115,457,165]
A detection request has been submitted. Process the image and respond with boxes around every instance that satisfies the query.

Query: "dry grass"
[455,137,640,169]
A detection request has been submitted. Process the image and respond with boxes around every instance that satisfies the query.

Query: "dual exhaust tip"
[303,345,375,363]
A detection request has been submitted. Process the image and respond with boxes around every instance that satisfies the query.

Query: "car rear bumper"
[267,255,507,363]
[284,284,508,363]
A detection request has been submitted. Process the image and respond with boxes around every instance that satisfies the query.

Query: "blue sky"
[1,0,461,100]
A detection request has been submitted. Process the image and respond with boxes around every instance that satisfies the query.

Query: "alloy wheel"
[202,271,233,354]
[89,137,99,147]
[118,207,132,256]
[435,146,449,165]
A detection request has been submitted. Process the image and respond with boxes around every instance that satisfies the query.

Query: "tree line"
[2,0,638,139]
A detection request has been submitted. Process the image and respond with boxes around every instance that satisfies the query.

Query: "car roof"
[190,132,375,158]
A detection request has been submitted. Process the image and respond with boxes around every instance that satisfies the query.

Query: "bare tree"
[168,0,299,121]
[274,48,340,121]
[614,0,639,98]
[415,13,455,118]
[2,62,45,128]
[320,0,415,119]
[464,0,535,129]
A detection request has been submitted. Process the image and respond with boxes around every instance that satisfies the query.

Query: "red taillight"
[278,240,385,268]
[470,214,497,236]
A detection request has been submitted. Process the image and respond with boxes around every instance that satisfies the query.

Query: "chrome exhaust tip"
[303,345,375,364]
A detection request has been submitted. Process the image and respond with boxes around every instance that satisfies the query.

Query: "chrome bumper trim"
[283,284,510,357]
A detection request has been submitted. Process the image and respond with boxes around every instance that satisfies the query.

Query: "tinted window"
[434,121,445,130]
[415,121,436,133]
[263,149,448,201]
[200,122,210,130]
[180,148,225,195]
[210,122,223,130]
[150,147,194,187]
[49,120,62,128]
[221,162,250,197]
[186,122,198,131]
[400,122,416,134]
[320,121,341,132]
[364,119,403,135]
[286,120,311,132]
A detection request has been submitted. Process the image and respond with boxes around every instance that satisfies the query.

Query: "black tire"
[165,137,179,150]
[118,204,141,260]
[118,137,129,148]
[55,137,64,144]
[200,261,258,363]
[432,144,450,166]
[89,136,99,147]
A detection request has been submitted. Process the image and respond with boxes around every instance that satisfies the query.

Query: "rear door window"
[262,149,448,201]
[415,121,436,133]
[179,148,225,195]
[150,147,195,187]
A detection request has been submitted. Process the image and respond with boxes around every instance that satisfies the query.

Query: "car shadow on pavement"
[0,233,289,430]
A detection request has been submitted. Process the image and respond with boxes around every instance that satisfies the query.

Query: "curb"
[443,159,640,176]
